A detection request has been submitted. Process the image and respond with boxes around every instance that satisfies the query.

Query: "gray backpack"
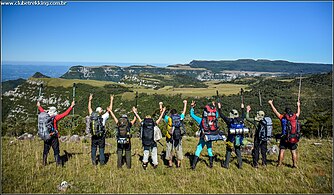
[38,112,54,141]
[258,117,273,141]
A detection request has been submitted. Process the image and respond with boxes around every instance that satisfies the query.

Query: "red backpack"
[201,105,219,134]
[283,114,301,144]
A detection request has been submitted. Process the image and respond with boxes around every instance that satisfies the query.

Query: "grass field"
[29,77,249,100]
[122,82,249,100]
[2,137,332,194]
[29,78,118,88]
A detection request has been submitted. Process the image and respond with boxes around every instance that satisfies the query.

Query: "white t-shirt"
[101,112,110,126]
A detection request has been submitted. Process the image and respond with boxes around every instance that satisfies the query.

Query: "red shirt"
[38,106,73,136]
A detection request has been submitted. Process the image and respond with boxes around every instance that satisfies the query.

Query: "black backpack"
[117,117,130,139]
[90,112,105,136]
[141,118,155,146]
[171,114,184,140]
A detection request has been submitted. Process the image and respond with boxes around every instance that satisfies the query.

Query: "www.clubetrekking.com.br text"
[1,1,67,6]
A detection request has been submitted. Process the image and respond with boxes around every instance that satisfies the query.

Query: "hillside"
[59,59,332,83]
[1,78,26,93]
[188,59,332,73]
[1,72,332,139]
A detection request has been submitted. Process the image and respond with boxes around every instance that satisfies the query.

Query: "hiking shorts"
[166,139,183,161]
[279,139,298,150]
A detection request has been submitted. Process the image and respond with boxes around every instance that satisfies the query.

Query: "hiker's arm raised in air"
[182,100,187,116]
[37,101,44,112]
[190,101,202,124]
[245,105,256,124]
[217,102,229,123]
[130,115,136,125]
[107,107,118,124]
[156,107,166,125]
[55,101,75,121]
[296,101,301,118]
[132,107,142,123]
[268,100,281,118]
[88,94,93,115]
[241,103,245,120]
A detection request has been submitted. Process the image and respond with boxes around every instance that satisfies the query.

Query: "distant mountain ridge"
[59,59,332,82]
[188,59,332,73]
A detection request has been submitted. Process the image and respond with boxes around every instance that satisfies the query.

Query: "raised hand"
[89,94,93,101]
[183,100,187,104]
[268,100,273,105]
[297,101,300,107]
[191,100,196,107]
[246,105,251,112]
[71,101,75,107]
[132,107,138,113]
[218,102,221,109]
[110,95,114,102]
[241,103,244,109]
[37,101,40,107]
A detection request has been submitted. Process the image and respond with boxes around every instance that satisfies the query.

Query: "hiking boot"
[142,162,148,170]
[191,156,199,170]
[209,156,214,168]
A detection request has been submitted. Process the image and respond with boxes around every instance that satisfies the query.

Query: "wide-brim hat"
[255,111,265,121]
[229,109,239,118]
[48,106,58,116]
[96,107,103,113]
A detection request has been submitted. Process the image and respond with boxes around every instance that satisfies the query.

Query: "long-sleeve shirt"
[38,106,73,136]
[218,108,245,127]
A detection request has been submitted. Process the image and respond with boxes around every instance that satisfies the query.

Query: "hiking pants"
[194,138,213,157]
[166,139,183,161]
[117,141,131,168]
[253,139,267,166]
[143,142,158,165]
[43,136,61,164]
[91,135,106,165]
[224,144,242,168]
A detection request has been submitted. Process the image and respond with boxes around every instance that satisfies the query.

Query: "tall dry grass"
[1,136,332,193]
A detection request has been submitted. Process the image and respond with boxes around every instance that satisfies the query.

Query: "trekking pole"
[240,88,244,105]
[135,91,138,108]
[72,83,76,116]
[216,90,221,104]
[71,83,76,134]
[37,84,43,115]
[298,71,302,102]
[258,90,262,107]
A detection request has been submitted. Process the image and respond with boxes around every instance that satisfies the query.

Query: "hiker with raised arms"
[87,94,112,166]
[189,100,219,169]
[268,99,301,168]
[218,102,246,169]
[159,100,187,168]
[246,105,272,168]
[107,95,136,169]
[132,106,164,170]
[37,100,75,166]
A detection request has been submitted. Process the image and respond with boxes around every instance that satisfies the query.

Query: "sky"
[1,1,333,66]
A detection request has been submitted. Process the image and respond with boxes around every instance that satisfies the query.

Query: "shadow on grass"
[50,150,84,166]
[95,152,111,165]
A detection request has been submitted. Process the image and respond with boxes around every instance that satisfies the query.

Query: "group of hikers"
[37,93,301,170]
